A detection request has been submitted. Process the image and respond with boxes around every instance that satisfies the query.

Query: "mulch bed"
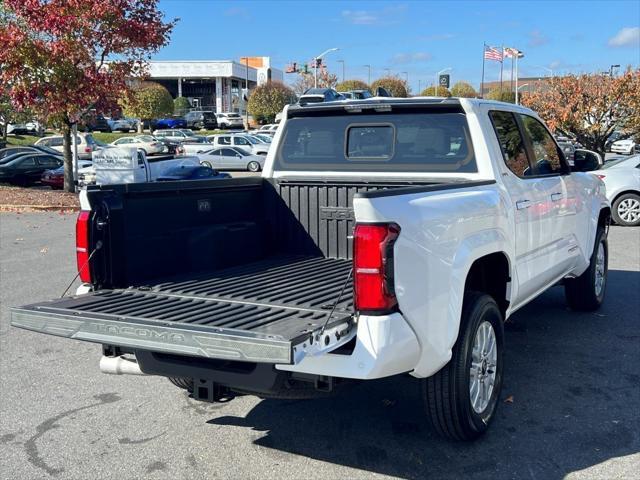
[0,185,80,212]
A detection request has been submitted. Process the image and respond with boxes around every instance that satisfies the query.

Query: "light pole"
[313,47,339,88]
[337,60,345,83]
[364,64,371,85]
[435,67,452,96]
[516,83,529,105]
[514,50,524,104]
[418,79,422,93]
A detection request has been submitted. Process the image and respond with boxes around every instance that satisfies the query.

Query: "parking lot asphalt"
[0,213,638,480]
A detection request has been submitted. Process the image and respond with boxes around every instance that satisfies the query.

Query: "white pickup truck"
[11,98,610,441]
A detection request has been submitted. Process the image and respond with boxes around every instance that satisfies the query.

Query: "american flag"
[484,46,503,62]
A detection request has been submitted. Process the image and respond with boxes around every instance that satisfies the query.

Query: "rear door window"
[518,114,565,175]
[489,111,532,177]
[277,110,476,172]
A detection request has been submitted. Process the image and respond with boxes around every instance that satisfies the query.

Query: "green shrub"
[419,86,452,97]
[173,96,191,115]
[451,81,477,98]
[370,76,409,97]
[335,79,370,92]
[248,81,297,124]
[486,89,516,103]
[121,82,174,123]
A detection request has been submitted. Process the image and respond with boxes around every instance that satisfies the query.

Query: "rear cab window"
[276,107,477,173]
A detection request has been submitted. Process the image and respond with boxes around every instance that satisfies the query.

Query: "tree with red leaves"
[0,1,175,191]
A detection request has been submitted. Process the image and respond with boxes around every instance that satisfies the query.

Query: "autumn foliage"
[370,76,409,98]
[335,79,370,92]
[0,0,175,190]
[248,82,297,124]
[521,69,640,154]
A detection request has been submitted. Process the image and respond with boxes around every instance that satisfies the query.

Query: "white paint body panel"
[268,98,608,379]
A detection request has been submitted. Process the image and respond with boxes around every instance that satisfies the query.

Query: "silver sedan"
[591,155,640,226]
[196,147,265,172]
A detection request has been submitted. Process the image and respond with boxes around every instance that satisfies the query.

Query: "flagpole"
[481,42,486,98]
[499,44,504,94]
[515,52,520,104]
[510,55,514,93]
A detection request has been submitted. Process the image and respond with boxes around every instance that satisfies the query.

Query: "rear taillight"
[353,223,400,313]
[596,174,606,179]
[84,147,92,153]
[76,210,91,283]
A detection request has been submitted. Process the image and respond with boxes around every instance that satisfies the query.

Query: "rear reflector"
[353,223,400,313]
[76,211,91,283]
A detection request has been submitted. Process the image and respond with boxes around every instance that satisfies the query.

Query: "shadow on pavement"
[207,269,640,479]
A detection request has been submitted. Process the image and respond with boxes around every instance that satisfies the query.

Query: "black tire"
[612,193,640,227]
[168,377,193,391]
[201,160,213,169]
[565,227,608,311]
[422,292,504,441]
[247,161,261,172]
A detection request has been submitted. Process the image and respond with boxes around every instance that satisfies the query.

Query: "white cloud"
[341,4,407,26]
[528,30,548,47]
[342,10,378,25]
[608,27,640,47]
[391,52,432,65]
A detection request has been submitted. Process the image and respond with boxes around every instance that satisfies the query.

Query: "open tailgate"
[11,289,353,365]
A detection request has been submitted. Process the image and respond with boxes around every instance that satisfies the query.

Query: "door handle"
[550,192,563,202]
[516,199,531,210]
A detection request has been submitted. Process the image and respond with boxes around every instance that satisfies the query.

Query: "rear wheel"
[565,227,608,310]
[168,377,193,392]
[247,161,261,172]
[612,193,640,227]
[422,292,504,441]
[201,160,213,169]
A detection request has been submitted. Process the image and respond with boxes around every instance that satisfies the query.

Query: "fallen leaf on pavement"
[40,247,49,254]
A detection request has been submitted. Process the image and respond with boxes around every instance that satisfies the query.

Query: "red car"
[41,161,92,189]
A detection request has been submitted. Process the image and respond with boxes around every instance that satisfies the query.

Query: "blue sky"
[157,0,640,92]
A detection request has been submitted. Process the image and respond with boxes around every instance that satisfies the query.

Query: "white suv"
[216,112,244,129]
[35,133,99,160]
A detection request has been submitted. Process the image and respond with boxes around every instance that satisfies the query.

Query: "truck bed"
[11,255,354,364]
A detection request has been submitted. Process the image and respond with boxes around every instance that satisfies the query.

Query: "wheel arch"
[463,251,511,317]
[611,189,640,207]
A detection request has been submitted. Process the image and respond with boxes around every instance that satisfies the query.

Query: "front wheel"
[201,160,213,169]
[612,193,640,227]
[565,227,608,310]
[247,161,261,172]
[422,292,504,441]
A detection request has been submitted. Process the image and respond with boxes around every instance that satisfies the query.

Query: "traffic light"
[315,58,322,68]
[292,62,297,72]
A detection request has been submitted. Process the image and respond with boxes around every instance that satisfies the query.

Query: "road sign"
[439,74,450,88]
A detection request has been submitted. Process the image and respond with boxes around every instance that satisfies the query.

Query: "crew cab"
[11,98,610,441]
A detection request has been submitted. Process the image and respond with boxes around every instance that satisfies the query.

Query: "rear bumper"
[276,312,420,380]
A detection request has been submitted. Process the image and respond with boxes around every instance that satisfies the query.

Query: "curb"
[0,204,80,212]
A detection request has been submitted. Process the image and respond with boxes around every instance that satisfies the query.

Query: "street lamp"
[337,59,345,83]
[516,83,529,105]
[435,67,452,96]
[364,64,371,85]
[313,47,339,88]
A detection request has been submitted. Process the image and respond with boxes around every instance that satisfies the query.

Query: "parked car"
[6,121,42,136]
[156,165,231,181]
[197,147,264,171]
[35,133,99,160]
[107,118,135,132]
[0,153,62,185]
[184,111,218,130]
[155,138,185,155]
[0,145,62,160]
[153,129,199,142]
[41,160,93,189]
[591,155,640,226]
[110,135,165,155]
[206,134,269,155]
[254,124,279,136]
[252,133,273,144]
[216,112,244,129]
[10,98,610,442]
[83,114,111,133]
[610,138,638,155]
[299,87,345,105]
[153,116,187,130]
[338,89,373,100]
[605,131,623,152]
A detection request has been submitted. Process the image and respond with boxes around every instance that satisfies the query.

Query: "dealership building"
[147,57,283,113]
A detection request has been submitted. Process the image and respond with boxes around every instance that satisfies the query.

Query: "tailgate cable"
[60,241,103,298]
[319,267,353,336]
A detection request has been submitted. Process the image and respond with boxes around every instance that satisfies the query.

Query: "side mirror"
[572,149,602,172]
